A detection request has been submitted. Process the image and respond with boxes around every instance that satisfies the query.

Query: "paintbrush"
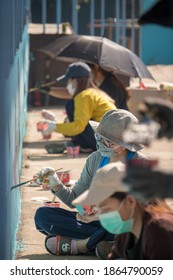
[28,80,56,93]
[11,167,63,190]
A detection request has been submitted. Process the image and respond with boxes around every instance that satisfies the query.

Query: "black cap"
[57,62,91,82]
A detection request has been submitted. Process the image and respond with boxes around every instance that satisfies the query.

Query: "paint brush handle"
[11,179,34,190]
[51,195,56,203]
[28,80,56,93]
[11,167,63,190]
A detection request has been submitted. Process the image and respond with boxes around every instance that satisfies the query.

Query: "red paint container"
[44,201,60,207]
[36,122,52,139]
[56,171,71,184]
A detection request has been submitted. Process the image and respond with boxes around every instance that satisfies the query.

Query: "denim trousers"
[34,207,114,250]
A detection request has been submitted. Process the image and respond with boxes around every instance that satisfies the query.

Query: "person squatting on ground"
[39,63,129,112]
[73,162,173,260]
[34,109,146,257]
[37,62,116,153]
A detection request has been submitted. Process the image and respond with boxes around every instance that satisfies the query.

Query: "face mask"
[66,82,76,96]
[96,141,120,158]
[99,202,134,234]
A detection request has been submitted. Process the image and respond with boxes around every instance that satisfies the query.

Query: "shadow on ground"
[17,253,98,260]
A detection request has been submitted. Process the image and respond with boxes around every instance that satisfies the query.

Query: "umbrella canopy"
[138,0,173,27]
[39,34,154,80]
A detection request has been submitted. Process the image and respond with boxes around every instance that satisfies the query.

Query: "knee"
[34,207,46,225]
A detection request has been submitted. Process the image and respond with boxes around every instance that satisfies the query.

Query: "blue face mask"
[99,202,134,234]
[96,141,119,158]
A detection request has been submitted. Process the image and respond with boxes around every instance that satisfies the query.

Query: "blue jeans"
[34,207,114,250]
[65,100,96,150]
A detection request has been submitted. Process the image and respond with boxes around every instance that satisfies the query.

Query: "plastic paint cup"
[42,132,52,139]
[66,146,80,157]
[37,122,48,132]
[73,146,80,157]
[66,146,74,157]
[36,122,52,139]
[56,171,70,184]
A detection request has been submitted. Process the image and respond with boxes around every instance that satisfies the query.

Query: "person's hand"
[35,82,51,94]
[41,109,56,121]
[33,167,61,192]
[38,83,51,94]
[138,97,173,139]
[123,167,173,200]
[38,87,51,94]
[33,166,53,185]
[76,213,98,223]
[37,120,57,135]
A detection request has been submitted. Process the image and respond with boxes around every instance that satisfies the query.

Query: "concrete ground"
[15,105,173,260]
[15,106,98,260]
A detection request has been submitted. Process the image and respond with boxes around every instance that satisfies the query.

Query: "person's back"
[89,64,129,110]
[100,73,129,110]
[74,87,115,123]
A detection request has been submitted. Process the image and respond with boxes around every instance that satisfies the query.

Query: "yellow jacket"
[56,88,116,136]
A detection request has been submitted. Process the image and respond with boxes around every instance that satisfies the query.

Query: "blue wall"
[140,0,173,65]
[0,1,29,259]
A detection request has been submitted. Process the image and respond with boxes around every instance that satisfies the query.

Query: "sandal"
[45,234,78,255]
[95,241,114,260]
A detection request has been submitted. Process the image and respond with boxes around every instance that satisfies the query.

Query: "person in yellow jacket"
[37,62,116,152]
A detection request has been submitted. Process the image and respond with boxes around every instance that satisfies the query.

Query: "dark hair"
[145,199,173,214]
[73,76,107,96]
[88,64,129,102]
[109,74,129,102]
[73,76,92,95]
[73,71,115,104]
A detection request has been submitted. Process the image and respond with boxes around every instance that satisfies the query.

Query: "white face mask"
[66,82,76,96]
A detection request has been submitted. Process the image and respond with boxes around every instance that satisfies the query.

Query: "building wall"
[140,0,173,65]
[0,1,29,259]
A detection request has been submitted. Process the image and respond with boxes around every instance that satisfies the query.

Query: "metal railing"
[29,0,140,55]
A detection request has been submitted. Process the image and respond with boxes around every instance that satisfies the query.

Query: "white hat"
[72,162,126,206]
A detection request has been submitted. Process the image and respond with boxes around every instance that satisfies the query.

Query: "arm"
[37,92,94,137]
[53,151,101,208]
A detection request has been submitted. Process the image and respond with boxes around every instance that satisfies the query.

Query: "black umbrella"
[39,34,154,80]
[138,0,173,27]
